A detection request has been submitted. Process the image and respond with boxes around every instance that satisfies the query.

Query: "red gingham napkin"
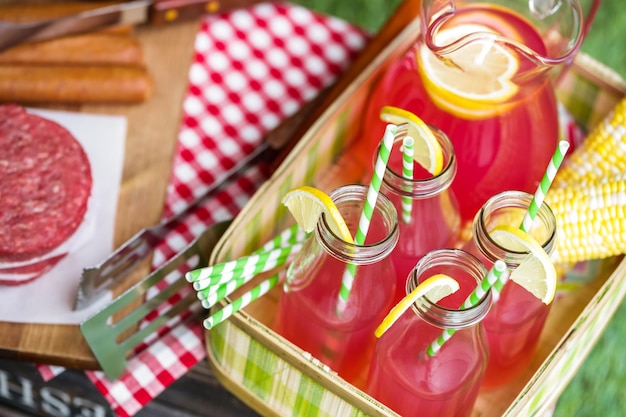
[79,4,368,416]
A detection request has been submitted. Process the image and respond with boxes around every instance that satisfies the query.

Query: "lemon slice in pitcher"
[375,274,460,337]
[380,106,444,175]
[418,23,520,119]
[282,186,354,243]
[490,225,557,304]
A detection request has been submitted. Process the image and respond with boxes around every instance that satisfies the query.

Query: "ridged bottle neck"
[407,248,491,330]
[315,184,399,265]
[380,125,457,199]
[472,190,557,268]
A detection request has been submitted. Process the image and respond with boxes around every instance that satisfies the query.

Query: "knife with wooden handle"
[0,0,263,52]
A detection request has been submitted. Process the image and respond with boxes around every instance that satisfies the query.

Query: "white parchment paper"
[0,108,126,324]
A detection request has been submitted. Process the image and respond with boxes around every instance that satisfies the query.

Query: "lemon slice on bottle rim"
[282,185,354,243]
[379,106,444,175]
[490,225,557,304]
[375,273,460,337]
[418,23,520,119]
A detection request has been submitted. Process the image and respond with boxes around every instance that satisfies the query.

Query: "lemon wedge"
[375,274,460,337]
[282,186,354,243]
[418,23,520,119]
[379,106,444,175]
[490,225,557,304]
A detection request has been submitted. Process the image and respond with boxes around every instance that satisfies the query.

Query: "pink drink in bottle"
[462,190,557,388]
[379,126,461,303]
[367,248,491,417]
[274,185,399,385]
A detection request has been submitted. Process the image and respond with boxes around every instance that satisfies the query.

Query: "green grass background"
[291,1,626,415]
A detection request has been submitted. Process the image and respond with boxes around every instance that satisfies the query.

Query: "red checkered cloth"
[79,4,367,416]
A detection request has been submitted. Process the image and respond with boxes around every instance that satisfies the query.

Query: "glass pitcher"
[363,0,598,223]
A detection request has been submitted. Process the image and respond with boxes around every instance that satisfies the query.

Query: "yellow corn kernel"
[547,178,626,264]
[554,98,626,188]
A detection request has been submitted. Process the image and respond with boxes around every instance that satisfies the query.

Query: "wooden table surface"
[0,0,422,374]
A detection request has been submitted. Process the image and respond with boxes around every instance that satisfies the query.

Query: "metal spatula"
[80,219,230,381]
[77,88,330,380]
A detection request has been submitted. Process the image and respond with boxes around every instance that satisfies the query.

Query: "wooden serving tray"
[204,2,626,416]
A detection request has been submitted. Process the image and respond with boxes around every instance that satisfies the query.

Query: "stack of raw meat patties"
[0,104,93,284]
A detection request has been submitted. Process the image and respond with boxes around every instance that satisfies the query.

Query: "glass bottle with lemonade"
[362,0,592,222]
[273,185,399,386]
[366,248,492,417]
[461,190,558,388]
[375,107,462,303]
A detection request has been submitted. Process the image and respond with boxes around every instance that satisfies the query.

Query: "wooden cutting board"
[0,19,201,370]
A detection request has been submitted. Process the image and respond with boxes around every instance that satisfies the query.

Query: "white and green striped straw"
[200,274,250,308]
[520,140,570,233]
[426,260,509,357]
[401,136,415,224]
[259,224,306,252]
[336,124,398,314]
[354,124,398,244]
[197,273,250,301]
[203,274,279,329]
[185,224,304,284]
[190,243,302,291]
[196,252,292,305]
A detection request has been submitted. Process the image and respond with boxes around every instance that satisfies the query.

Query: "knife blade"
[0,0,262,52]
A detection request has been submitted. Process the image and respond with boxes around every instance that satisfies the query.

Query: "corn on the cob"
[547,178,626,264]
[554,97,626,188]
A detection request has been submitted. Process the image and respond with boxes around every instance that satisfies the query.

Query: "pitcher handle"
[581,0,601,38]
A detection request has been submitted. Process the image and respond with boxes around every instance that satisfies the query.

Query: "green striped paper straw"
[197,273,249,301]
[195,248,293,303]
[401,136,415,224]
[520,140,570,233]
[186,224,304,283]
[337,124,398,314]
[200,274,249,308]
[203,274,279,329]
[354,124,398,244]
[188,242,302,289]
[426,260,509,357]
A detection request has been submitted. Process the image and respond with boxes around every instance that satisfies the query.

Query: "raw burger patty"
[0,104,92,262]
[0,253,67,285]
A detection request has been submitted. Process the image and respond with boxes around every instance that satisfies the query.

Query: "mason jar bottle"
[273,184,399,385]
[463,190,557,389]
[366,248,491,417]
[379,125,461,303]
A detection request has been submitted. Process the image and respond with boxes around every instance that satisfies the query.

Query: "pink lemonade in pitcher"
[363,2,579,222]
